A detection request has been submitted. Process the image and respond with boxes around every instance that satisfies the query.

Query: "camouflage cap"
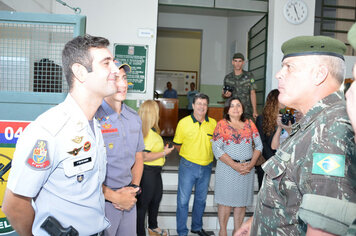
[348,23,356,49]
[114,59,131,73]
[233,53,245,60]
[281,35,346,61]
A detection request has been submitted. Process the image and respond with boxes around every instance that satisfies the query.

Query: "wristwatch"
[127,183,142,196]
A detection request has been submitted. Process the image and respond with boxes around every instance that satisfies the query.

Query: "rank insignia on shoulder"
[312,153,345,177]
[77,174,84,182]
[27,140,51,170]
[72,136,83,144]
[84,141,91,152]
[67,146,82,156]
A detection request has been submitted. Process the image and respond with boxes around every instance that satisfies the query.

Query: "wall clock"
[283,0,308,25]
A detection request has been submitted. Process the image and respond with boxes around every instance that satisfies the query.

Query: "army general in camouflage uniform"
[236,36,356,236]
[222,53,258,119]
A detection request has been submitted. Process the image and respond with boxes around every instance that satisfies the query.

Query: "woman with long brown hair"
[136,100,174,236]
[255,89,291,189]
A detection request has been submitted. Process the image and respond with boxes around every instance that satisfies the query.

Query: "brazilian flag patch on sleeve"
[312,153,345,177]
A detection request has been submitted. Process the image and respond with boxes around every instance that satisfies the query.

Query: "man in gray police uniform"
[96,60,144,236]
[236,36,356,235]
[2,34,118,235]
[222,53,258,119]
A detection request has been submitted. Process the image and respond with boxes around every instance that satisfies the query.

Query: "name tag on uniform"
[63,156,94,177]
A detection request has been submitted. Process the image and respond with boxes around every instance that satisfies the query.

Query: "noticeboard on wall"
[155,70,198,95]
[114,44,148,93]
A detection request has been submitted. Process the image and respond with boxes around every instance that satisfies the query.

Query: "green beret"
[348,23,356,49]
[233,53,245,60]
[282,35,346,61]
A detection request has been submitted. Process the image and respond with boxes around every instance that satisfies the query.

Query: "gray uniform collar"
[100,101,129,122]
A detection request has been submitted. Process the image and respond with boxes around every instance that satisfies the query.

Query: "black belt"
[233,158,251,163]
[90,231,104,236]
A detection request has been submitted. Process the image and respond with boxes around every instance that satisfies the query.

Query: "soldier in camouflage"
[236,36,356,236]
[222,53,258,119]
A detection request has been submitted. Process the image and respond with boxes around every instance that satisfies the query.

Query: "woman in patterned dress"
[212,96,262,236]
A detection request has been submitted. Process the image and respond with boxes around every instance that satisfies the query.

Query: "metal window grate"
[0,22,74,93]
[315,0,356,56]
[248,14,268,112]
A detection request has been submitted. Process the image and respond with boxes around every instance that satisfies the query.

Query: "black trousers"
[137,165,163,236]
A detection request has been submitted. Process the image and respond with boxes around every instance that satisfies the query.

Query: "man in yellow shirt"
[173,93,217,236]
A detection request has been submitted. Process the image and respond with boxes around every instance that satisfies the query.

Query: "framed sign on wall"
[114,44,148,93]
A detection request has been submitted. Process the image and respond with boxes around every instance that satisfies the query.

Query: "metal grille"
[315,0,356,56]
[248,14,268,112]
[0,22,74,93]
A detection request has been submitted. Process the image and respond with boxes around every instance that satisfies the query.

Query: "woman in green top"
[137,100,174,236]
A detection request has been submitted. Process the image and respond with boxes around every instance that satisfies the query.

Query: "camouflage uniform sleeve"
[298,194,356,235]
[223,74,229,86]
[297,113,356,234]
[248,72,258,91]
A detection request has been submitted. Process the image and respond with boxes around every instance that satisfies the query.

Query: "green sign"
[114,44,148,93]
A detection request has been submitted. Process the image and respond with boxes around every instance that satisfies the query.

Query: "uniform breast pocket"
[261,150,291,207]
[129,127,140,138]
[63,155,94,177]
[102,132,119,155]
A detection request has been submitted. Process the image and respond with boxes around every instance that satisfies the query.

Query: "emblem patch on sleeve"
[27,140,51,170]
[312,153,345,177]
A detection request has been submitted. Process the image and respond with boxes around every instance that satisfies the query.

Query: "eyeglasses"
[195,102,208,107]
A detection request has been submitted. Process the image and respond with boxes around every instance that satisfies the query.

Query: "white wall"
[158,12,228,85]
[2,0,53,13]
[266,0,316,94]
[2,0,159,101]
[226,14,264,74]
[345,56,356,78]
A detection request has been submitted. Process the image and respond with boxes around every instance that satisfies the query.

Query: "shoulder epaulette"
[36,104,70,137]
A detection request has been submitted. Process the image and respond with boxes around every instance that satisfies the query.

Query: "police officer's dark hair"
[223,96,246,122]
[193,93,209,105]
[62,34,110,90]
